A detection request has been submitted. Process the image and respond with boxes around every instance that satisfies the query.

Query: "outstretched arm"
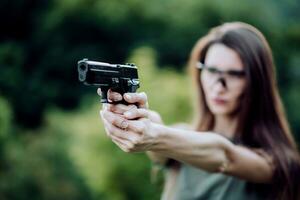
[99,90,274,183]
[152,125,274,183]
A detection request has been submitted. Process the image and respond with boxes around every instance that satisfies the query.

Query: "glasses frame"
[196,62,246,78]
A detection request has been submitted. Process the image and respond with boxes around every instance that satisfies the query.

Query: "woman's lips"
[212,98,227,105]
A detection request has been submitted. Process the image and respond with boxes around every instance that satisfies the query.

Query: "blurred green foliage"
[0,0,299,129]
[0,0,299,199]
[0,47,193,199]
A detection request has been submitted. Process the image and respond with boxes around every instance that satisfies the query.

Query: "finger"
[110,134,136,151]
[124,108,148,119]
[127,120,147,133]
[102,114,129,139]
[102,110,129,129]
[108,104,137,115]
[97,88,102,96]
[100,110,113,137]
[101,103,109,111]
[108,89,123,102]
[110,135,130,151]
[100,110,120,137]
[102,109,146,134]
[102,116,126,139]
[123,92,148,108]
[112,137,136,153]
[101,109,141,140]
[103,118,141,146]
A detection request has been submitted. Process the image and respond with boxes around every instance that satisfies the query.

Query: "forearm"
[146,114,192,165]
[150,124,233,172]
[145,110,170,164]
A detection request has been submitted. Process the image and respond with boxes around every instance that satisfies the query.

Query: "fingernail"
[97,88,102,96]
[125,94,131,100]
[116,94,122,101]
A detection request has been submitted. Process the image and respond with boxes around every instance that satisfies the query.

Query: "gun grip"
[109,88,130,105]
[100,87,110,103]
[100,87,130,105]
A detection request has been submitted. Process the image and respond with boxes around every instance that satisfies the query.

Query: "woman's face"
[201,43,246,116]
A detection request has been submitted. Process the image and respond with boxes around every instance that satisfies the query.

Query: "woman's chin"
[209,106,232,116]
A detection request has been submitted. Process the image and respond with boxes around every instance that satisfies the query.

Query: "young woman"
[99,22,300,200]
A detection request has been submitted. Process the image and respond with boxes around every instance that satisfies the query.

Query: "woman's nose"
[217,77,227,88]
[211,77,227,93]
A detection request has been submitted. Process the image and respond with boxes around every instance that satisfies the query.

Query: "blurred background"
[0,0,299,199]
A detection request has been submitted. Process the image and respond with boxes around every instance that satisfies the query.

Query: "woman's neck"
[213,115,238,139]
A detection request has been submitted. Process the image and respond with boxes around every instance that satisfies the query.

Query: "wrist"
[150,122,168,152]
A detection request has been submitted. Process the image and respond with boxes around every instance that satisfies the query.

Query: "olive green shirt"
[173,164,269,200]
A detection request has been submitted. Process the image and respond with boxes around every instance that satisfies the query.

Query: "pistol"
[77,58,140,103]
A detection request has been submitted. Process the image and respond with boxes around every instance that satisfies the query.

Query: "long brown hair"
[188,22,300,200]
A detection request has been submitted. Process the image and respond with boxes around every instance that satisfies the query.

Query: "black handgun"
[77,58,140,103]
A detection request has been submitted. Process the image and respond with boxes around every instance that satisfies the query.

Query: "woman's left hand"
[100,105,161,153]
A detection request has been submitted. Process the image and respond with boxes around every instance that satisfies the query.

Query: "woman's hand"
[100,107,161,153]
[98,88,163,152]
[97,88,163,123]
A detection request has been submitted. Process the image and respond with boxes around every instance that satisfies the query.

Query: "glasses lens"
[225,70,245,88]
[200,65,245,89]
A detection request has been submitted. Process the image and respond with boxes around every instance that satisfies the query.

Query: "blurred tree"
[0,96,12,174]
[0,98,94,199]
[0,0,299,138]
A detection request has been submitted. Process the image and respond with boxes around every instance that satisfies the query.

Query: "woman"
[99,22,300,200]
